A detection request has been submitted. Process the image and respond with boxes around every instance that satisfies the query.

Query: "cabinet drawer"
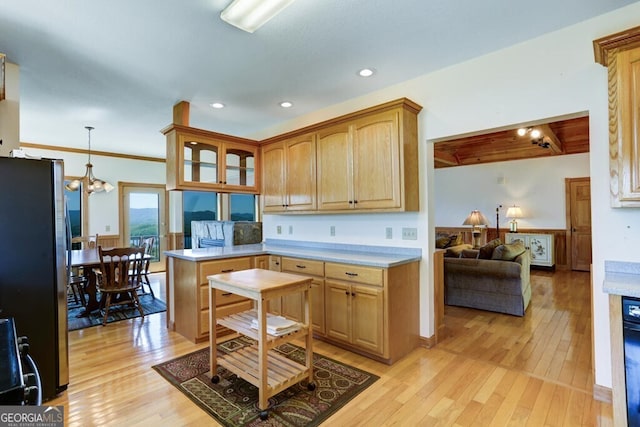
[281,257,324,277]
[325,262,383,286]
[200,285,249,309]
[199,257,252,281]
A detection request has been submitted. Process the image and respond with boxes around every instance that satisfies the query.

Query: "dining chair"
[95,246,146,326]
[136,237,155,298]
[67,273,88,307]
[71,234,99,250]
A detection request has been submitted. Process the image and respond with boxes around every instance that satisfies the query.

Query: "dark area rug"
[153,336,379,426]
[68,294,166,331]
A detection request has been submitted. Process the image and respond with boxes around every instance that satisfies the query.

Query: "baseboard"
[420,335,436,348]
[593,383,613,403]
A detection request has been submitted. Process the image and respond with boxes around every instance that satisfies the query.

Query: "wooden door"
[352,110,401,209]
[566,177,592,271]
[261,142,286,212]
[351,285,384,355]
[324,280,351,342]
[317,124,353,210]
[285,133,317,211]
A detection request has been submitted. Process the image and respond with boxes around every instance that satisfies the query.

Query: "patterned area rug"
[153,336,379,426]
[68,293,166,331]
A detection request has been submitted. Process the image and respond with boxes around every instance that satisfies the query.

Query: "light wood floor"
[49,270,612,426]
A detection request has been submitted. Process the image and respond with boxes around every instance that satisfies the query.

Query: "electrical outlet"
[402,227,417,240]
[288,225,293,235]
[330,226,336,236]
[385,227,392,239]
[276,225,282,235]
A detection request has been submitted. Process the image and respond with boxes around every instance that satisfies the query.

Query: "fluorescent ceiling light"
[221,0,297,33]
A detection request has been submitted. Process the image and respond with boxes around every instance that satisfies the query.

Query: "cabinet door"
[352,110,401,209]
[325,280,351,342]
[180,136,222,186]
[267,256,282,314]
[351,285,384,355]
[613,47,640,205]
[253,255,269,270]
[281,293,304,322]
[317,124,353,210]
[285,133,317,211]
[262,142,287,212]
[223,142,257,192]
[528,234,553,267]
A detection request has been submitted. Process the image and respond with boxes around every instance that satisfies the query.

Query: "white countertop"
[164,240,422,268]
[603,260,640,297]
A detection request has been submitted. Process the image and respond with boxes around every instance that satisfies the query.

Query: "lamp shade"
[463,210,490,226]
[506,206,523,219]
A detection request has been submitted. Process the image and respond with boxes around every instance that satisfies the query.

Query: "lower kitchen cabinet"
[279,257,325,336]
[325,280,384,355]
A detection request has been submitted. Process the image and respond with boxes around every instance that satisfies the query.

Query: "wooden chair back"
[96,246,145,293]
[71,234,99,249]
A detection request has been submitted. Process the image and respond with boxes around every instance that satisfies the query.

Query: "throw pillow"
[450,233,463,247]
[491,241,527,261]
[478,239,502,259]
[435,236,451,249]
[445,244,473,258]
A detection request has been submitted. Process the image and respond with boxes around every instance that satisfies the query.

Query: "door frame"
[118,182,169,272]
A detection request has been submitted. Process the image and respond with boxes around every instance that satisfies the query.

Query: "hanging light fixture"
[65,126,114,194]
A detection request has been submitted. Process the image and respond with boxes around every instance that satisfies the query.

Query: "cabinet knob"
[345,291,349,296]
[351,292,356,297]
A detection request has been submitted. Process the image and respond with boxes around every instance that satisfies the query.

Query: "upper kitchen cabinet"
[262,133,317,212]
[163,124,259,193]
[262,98,422,214]
[594,26,640,207]
[316,99,421,212]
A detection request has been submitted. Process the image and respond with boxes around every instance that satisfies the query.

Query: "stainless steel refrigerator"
[0,156,69,401]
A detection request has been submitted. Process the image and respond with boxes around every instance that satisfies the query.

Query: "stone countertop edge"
[164,240,422,268]
[603,260,640,297]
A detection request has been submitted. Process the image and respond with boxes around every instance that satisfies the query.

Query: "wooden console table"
[208,268,315,420]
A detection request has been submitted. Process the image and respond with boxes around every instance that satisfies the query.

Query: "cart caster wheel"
[259,411,269,421]
[211,375,220,384]
[307,382,316,391]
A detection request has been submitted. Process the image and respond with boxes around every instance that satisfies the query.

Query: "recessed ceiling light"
[210,102,225,109]
[280,101,293,108]
[358,68,375,77]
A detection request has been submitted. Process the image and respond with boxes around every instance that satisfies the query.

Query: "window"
[183,191,218,249]
[64,179,84,249]
[230,194,256,221]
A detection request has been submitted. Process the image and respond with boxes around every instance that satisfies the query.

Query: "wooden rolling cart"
[208,268,315,420]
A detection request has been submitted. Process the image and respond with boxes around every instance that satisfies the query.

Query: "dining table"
[69,248,150,317]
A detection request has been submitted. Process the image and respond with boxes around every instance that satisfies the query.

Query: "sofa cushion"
[445,244,472,257]
[478,239,502,259]
[491,241,527,261]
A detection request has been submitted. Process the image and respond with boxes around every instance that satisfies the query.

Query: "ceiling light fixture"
[210,102,225,109]
[516,127,550,148]
[279,101,293,108]
[358,68,375,77]
[220,0,297,33]
[65,126,114,194]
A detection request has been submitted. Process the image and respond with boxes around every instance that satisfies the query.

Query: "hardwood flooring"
[49,270,612,426]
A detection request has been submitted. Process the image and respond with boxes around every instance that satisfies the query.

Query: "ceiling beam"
[434,149,459,166]
[538,124,563,153]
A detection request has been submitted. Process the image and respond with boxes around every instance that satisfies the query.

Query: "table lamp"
[506,205,523,232]
[463,210,490,248]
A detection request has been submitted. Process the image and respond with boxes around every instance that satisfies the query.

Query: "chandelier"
[65,126,114,194]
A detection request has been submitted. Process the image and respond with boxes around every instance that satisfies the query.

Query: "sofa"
[443,239,532,316]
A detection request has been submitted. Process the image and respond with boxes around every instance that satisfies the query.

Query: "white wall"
[256,3,640,389]
[434,153,590,229]
[0,62,20,156]
[23,146,165,235]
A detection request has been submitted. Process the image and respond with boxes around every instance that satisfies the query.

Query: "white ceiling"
[1,0,636,158]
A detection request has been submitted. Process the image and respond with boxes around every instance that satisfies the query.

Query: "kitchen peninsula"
[165,239,421,364]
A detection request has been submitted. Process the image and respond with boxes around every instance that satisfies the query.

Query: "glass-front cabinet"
[164,124,259,193]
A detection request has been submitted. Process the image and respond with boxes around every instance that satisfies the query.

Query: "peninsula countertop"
[603,260,640,298]
[164,239,422,268]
